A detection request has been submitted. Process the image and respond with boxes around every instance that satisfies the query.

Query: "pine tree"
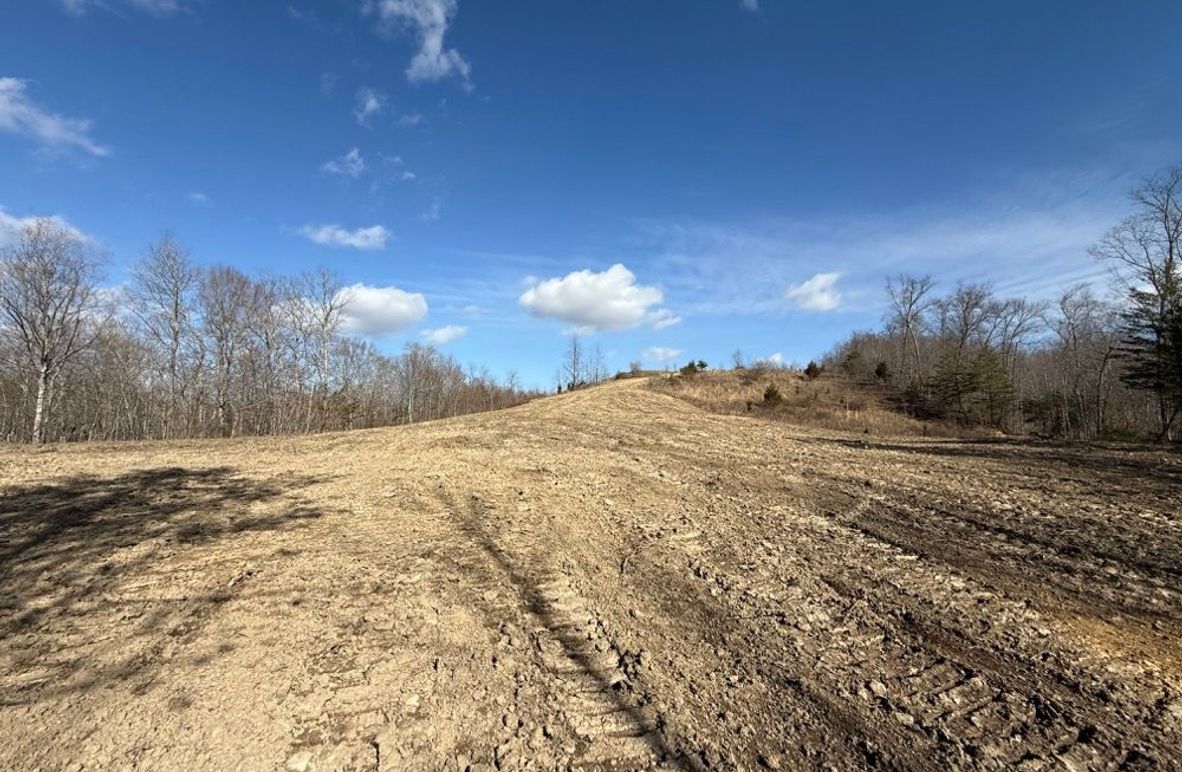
[1118,287,1182,439]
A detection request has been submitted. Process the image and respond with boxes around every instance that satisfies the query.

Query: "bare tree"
[129,234,199,437]
[1053,286,1118,437]
[885,274,935,382]
[563,334,583,389]
[587,343,608,383]
[0,219,103,443]
[200,266,256,437]
[936,283,995,355]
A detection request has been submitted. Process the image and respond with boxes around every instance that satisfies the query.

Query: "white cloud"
[338,283,427,335]
[355,87,386,126]
[0,208,89,247]
[366,0,471,86]
[399,112,424,127]
[186,192,210,205]
[785,272,842,311]
[421,324,466,345]
[740,0,759,10]
[755,352,786,367]
[519,264,676,333]
[643,346,682,365]
[0,78,109,157]
[401,170,417,182]
[299,224,391,250]
[322,147,366,177]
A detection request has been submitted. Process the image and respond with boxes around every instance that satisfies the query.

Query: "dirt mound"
[2,378,1180,770]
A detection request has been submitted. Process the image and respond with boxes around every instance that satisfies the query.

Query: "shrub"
[741,363,769,383]
[804,361,823,380]
[874,361,891,380]
[763,384,783,405]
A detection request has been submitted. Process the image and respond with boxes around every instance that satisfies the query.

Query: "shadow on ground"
[798,435,1182,489]
[0,466,328,703]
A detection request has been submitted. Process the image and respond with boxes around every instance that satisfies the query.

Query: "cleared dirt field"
[2,378,1180,771]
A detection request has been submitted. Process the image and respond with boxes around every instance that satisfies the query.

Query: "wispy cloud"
[420,196,442,222]
[321,147,366,177]
[740,0,759,11]
[643,346,682,366]
[355,87,386,126]
[366,0,472,87]
[59,0,190,15]
[421,324,466,344]
[299,223,391,250]
[186,192,210,206]
[636,172,1129,317]
[0,78,109,157]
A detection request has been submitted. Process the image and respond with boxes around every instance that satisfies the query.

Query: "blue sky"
[3,0,1181,387]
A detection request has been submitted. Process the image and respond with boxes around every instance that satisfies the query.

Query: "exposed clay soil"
[2,378,1181,771]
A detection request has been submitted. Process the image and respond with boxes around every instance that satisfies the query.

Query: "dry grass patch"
[649,369,963,437]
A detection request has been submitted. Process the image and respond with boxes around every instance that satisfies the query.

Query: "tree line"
[0,221,538,444]
[826,164,1182,441]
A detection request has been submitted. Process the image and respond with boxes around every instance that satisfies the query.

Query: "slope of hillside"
[1,378,1180,770]
[649,369,955,436]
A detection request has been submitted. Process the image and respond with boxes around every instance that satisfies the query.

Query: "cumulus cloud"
[366,0,471,86]
[519,264,676,333]
[0,78,109,157]
[299,224,391,250]
[186,192,210,205]
[338,283,427,335]
[755,352,786,367]
[0,208,88,247]
[355,87,386,126]
[322,147,366,177]
[643,346,682,366]
[421,324,466,345]
[785,272,842,311]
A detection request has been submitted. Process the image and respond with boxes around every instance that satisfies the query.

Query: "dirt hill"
[1,378,1180,770]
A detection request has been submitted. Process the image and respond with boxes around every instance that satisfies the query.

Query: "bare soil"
[1,378,1180,771]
